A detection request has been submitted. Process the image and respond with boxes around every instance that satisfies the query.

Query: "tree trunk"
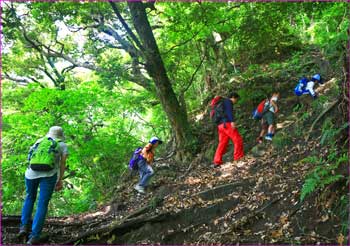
[127,2,196,160]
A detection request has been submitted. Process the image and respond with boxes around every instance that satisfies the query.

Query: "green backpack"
[29,137,60,171]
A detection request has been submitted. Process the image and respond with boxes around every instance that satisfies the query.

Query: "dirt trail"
[2,81,343,244]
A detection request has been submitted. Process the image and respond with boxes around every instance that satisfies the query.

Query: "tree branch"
[46,56,65,89]
[162,30,201,55]
[109,1,144,51]
[182,53,205,94]
[61,65,77,75]
[305,99,340,141]
[99,24,141,58]
[3,73,45,88]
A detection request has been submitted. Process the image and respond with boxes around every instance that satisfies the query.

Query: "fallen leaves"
[337,233,344,246]
[271,228,283,239]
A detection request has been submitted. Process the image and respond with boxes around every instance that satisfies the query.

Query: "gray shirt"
[25,137,69,182]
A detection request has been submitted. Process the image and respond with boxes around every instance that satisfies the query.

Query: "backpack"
[299,77,309,89]
[252,99,270,120]
[28,137,60,171]
[129,147,143,170]
[210,96,226,124]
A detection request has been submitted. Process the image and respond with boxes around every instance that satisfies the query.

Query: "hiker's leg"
[138,159,147,185]
[138,159,154,187]
[271,123,277,135]
[213,123,230,165]
[139,163,154,187]
[30,175,56,239]
[269,113,276,134]
[141,165,154,187]
[259,127,267,138]
[259,120,268,138]
[21,177,40,230]
[225,124,244,161]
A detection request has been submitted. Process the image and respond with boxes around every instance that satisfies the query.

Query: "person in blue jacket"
[294,74,323,99]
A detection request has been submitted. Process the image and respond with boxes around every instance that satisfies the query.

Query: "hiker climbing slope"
[18,126,68,245]
[294,74,323,99]
[134,137,163,194]
[256,92,280,142]
[211,92,244,168]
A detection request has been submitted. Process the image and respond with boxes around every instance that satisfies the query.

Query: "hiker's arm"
[271,100,278,113]
[55,154,67,191]
[141,144,153,164]
[306,81,316,97]
[231,122,236,129]
[224,99,234,122]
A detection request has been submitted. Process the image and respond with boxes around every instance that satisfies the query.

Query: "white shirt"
[268,96,278,113]
[304,81,316,97]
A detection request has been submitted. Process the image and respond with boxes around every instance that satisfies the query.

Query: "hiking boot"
[18,225,30,238]
[256,137,263,144]
[212,163,221,169]
[134,184,145,194]
[27,233,49,245]
[27,237,39,245]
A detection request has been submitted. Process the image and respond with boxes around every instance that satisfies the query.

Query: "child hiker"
[134,137,163,194]
[257,92,280,142]
[294,74,323,99]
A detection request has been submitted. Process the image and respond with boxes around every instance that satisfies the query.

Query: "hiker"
[212,92,244,168]
[134,137,163,194]
[257,92,280,142]
[18,126,68,244]
[294,74,323,99]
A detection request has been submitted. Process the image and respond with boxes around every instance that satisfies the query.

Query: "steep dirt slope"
[2,79,346,244]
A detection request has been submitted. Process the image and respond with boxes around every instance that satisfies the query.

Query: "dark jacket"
[219,98,234,124]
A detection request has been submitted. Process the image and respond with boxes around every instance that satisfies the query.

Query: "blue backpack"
[129,147,143,170]
[299,77,309,89]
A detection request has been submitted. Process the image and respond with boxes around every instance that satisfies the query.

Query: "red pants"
[213,123,244,165]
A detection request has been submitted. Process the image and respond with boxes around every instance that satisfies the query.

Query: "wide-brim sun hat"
[47,126,65,141]
[149,137,163,145]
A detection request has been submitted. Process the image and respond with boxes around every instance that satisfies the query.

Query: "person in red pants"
[213,92,244,167]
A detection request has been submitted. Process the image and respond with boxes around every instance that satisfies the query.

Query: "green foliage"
[320,119,349,146]
[300,155,346,201]
[2,1,348,218]
[2,81,168,216]
[300,116,348,201]
[311,95,329,114]
[293,103,304,112]
[300,156,320,165]
[272,133,292,151]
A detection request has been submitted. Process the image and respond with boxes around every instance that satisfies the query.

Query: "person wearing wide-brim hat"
[18,126,69,244]
[134,137,163,194]
[46,126,66,141]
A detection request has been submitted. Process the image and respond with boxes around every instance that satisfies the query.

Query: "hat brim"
[46,133,65,141]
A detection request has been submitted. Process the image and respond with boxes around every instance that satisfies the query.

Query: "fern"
[300,151,348,201]
[322,175,344,187]
[301,178,318,201]
[300,156,321,164]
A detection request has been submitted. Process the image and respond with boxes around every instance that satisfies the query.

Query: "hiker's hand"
[231,122,236,129]
[55,180,63,191]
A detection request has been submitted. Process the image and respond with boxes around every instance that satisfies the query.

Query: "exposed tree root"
[305,99,340,141]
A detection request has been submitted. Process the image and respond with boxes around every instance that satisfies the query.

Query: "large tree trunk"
[127,2,196,161]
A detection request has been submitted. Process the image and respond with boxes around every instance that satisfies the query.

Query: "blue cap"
[312,74,322,83]
[149,137,163,145]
